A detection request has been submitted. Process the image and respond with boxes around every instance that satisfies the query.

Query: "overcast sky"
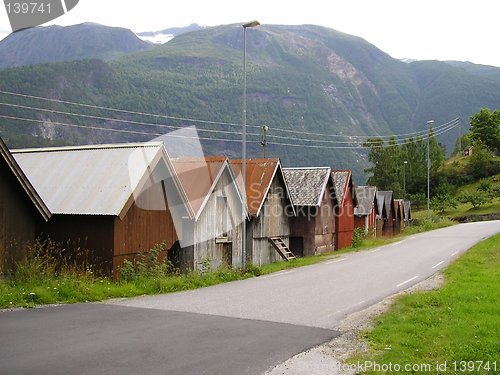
[1,0,499,67]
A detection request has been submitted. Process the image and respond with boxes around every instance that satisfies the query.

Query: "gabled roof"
[376,191,394,217]
[403,200,412,221]
[375,192,386,219]
[229,158,294,217]
[354,186,377,216]
[331,170,354,206]
[12,142,169,219]
[395,199,405,219]
[0,137,50,221]
[282,167,332,207]
[170,156,244,221]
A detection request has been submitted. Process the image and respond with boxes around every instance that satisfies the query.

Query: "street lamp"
[426,120,434,221]
[242,20,259,270]
[403,160,408,195]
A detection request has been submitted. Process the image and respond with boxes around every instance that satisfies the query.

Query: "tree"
[364,137,402,196]
[469,108,500,154]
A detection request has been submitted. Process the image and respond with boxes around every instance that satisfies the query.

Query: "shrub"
[352,227,367,248]
[118,241,173,281]
[459,191,489,209]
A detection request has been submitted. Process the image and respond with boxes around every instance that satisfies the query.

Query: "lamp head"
[243,20,260,28]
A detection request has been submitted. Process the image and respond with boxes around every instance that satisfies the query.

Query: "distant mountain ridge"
[136,23,205,44]
[0,23,152,68]
[0,23,499,181]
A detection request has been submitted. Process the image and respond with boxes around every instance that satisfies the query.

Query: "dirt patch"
[265,273,444,375]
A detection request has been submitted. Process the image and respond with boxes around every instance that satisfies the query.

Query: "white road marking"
[396,275,419,287]
[325,258,346,265]
[432,261,445,269]
[259,270,293,279]
[451,251,459,256]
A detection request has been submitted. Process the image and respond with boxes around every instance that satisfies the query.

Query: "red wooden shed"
[331,170,356,249]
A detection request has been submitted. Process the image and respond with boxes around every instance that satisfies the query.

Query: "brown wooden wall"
[289,184,336,256]
[336,186,355,249]
[37,215,114,275]
[113,182,178,273]
[0,159,38,274]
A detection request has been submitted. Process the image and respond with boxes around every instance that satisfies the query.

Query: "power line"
[0,99,459,145]
[0,114,459,150]
[0,98,460,145]
[0,115,247,143]
[0,102,249,137]
[0,89,462,141]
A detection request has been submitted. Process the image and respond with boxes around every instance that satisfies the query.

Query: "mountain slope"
[1,24,499,182]
[0,23,152,68]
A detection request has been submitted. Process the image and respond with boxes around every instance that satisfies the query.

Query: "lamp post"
[242,20,259,270]
[426,120,434,221]
[403,160,408,196]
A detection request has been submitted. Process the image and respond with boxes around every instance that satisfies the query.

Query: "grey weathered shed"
[230,158,294,266]
[283,167,336,256]
[169,157,245,271]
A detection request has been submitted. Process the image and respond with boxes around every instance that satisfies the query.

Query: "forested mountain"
[1,23,499,182]
[0,23,152,68]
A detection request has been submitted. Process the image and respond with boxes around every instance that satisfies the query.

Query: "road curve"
[111,220,500,329]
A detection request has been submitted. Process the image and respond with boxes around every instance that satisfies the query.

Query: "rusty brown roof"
[170,156,228,219]
[229,158,292,217]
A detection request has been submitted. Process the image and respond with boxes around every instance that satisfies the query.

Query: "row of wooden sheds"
[0,138,411,275]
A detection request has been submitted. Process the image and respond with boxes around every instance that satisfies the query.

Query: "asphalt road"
[1,221,499,374]
[112,221,500,329]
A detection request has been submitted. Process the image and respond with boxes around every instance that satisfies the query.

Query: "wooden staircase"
[269,237,296,261]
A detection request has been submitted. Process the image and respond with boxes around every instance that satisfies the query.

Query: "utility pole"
[427,120,434,221]
[458,116,462,154]
[261,125,268,158]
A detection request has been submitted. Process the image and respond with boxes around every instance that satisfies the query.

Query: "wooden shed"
[375,192,386,236]
[283,167,336,256]
[376,191,395,237]
[393,199,405,234]
[229,159,294,265]
[354,186,378,236]
[332,170,356,249]
[0,137,51,274]
[169,157,244,271]
[12,142,179,275]
[403,200,413,226]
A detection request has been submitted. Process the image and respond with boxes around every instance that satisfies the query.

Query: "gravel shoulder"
[265,272,445,375]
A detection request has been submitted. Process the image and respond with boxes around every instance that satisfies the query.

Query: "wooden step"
[269,237,296,261]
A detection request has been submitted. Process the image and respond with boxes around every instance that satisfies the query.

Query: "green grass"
[0,251,341,309]
[0,217,468,310]
[351,233,500,374]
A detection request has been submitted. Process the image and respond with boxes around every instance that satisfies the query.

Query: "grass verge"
[0,217,465,310]
[350,233,500,374]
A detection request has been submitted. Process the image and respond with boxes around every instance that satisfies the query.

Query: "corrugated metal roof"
[0,137,51,221]
[229,158,291,217]
[282,167,331,206]
[169,156,228,219]
[354,186,377,216]
[331,170,352,206]
[376,191,394,217]
[12,142,165,216]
